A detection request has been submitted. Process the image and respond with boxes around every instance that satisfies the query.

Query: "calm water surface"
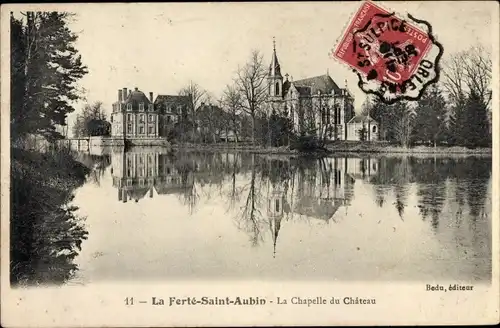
[70,149,492,283]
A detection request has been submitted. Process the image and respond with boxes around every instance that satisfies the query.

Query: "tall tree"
[10,12,88,142]
[462,91,491,148]
[412,84,447,147]
[221,84,244,144]
[179,81,207,142]
[235,50,269,146]
[443,45,492,109]
[369,97,392,141]
[392,101,415,148]
[447,97,467,146]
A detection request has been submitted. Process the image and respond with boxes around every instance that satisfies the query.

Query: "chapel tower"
[268,37,283,100]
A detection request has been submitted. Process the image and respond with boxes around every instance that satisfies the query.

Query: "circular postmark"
[333,1,444,104]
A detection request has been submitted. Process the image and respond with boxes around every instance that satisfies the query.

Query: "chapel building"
[267,40,356,140]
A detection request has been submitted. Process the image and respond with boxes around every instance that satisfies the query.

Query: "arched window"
[372,125,377,133]
[275,82,280,96]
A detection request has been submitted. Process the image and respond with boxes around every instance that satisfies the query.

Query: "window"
[139,103,145,111]
[127,114,132,121]
[275,199,280,212]
[140,114,145,123]
[149,114,154,122]
[148,104,154,111]
[127,103,132,111]
[139,126,144,134]
[148,126,154,134]
[166,116,171,123]
[127,124,133,134]
[372,126,377,133]
[275,82,280,96]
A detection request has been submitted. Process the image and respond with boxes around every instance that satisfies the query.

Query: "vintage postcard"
[1,1,499,326]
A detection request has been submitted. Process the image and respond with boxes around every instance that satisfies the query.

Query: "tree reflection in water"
[105,149,492,264]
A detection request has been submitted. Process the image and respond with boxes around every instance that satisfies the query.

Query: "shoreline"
[170,143,492,156]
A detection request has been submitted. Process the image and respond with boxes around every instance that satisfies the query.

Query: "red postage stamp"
[332,1,443,103]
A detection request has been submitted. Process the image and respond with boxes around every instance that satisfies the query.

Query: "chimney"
[134,87,138,91]
[123,87,128,100]
[149,92,153,102]
[118,89,123,102]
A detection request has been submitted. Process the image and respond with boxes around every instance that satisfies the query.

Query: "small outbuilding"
[346,115,379,141]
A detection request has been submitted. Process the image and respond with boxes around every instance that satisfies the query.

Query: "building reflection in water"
[105,150,489,274]
[109,149,382,257]
[111,148,194,203]
[263,156,378,257]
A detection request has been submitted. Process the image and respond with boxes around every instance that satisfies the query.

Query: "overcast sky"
[14,1,496,125]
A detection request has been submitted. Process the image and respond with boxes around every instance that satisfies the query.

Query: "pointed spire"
[269,37,282,78]
[270,216,282,258]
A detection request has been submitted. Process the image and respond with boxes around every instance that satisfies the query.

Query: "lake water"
[69,148,492,283]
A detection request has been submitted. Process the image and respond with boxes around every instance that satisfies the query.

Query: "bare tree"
[221,84,244,144]
[393,102,416,148]
[235,50,269,146]
[233,155,265,246]
[442,45,492,107]
[179,81,207,141]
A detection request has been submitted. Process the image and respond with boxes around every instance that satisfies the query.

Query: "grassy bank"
[171,142,492,156]
[172,143,301,155]
[326,142,492,155]
[10,147,90,285]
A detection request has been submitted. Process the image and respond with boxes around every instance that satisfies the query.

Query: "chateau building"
[266,40,356,140]
[111,87,189,139]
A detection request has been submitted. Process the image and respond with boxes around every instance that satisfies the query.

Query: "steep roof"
[293,74,342,95]
[124,89,152,104]
[269,46,282,78]
[347,114,378,124]
[154,95,189,104]
[153,183,191,195]
[154,95,190,114]
[295,86,312,96]
[126,187,150,202]
[294,197,344,222]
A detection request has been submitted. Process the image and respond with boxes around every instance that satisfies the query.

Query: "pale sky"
[31,1,496,126]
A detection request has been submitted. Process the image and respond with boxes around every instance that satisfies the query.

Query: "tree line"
[174,45,492,149]
[168,50,294,147]
[10,12,91,285]
[361,45,492,148]
[11,12,88,144]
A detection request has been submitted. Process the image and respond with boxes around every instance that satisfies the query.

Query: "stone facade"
[111,87,189,139]
[266,41,356,140]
